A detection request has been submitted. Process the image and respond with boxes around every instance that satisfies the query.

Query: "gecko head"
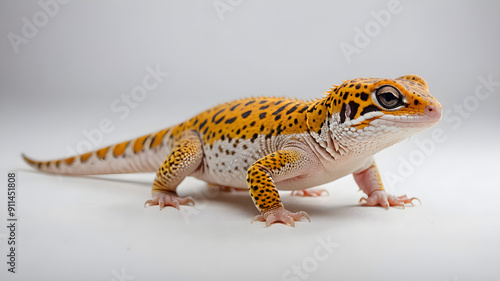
[308,74,442,158]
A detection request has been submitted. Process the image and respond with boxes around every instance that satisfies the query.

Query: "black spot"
[236,129,241,135]
[199,119,207,130]
[225,117,237,124]
[275,114,281,121]
[214,116,225,124]
[318,109,322,115]
[149,136,156,148]
[260,105,269,110]
[230,103,241,111]
[360,105,380,116]
[203,127,209,135]
[414,100,419,105]
[212,108,225,123]
[241,110,252,118]
[349,84,354,88]
[273,103,291,115]
[355,84,361,90]
[252,133,258,140]
[298,105,309,113]
[360,92,369,101]
[276,124,284,135]
[260,125,265,131]
[266,129,275,138]
[193,119,198,126]
[259,112,267,119]
[364,85,368,89]
[340,103,346,123]
[348,101,359,120]
[275,100,284,106]
[250,121,256,126]
[342,92,349,100]
[294,118,298,125]
[245,100,256,106]
[286,105,298,114]
[355,93,360,97]
[259,100,267,104]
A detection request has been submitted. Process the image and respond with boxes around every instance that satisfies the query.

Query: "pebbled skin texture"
[23,74,442,227]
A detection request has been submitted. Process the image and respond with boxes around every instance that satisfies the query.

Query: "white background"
[1,0,499,280]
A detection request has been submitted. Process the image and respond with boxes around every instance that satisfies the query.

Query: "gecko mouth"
[378,105,442,125]
[379,114,440,124]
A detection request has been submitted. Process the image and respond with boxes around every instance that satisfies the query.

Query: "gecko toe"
[145,191,195,210]
[361,191,421,209]
[255,208,310,227]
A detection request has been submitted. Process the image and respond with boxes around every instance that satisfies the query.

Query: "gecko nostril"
[425,105,436,113]
[424,105,442,120]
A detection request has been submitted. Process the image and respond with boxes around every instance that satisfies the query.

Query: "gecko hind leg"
[145,130,203,210]
[291,188,329,197]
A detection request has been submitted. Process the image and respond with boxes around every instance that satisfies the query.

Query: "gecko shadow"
[21,169,373,223]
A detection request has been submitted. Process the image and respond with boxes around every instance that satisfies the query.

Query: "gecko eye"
[375,85,404,109]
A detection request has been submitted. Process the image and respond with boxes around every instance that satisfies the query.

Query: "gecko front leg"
[353,158,420,209]
[145,131,201,210]
[247,148,312,227]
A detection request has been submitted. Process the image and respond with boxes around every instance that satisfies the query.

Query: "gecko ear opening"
[396,75,428,90]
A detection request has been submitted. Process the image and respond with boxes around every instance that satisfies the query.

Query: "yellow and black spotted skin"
[24,74,442,226]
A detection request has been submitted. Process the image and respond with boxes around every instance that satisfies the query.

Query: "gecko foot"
[144,191,194,210]
[291,189,329,197]
[252,208,310,227]
[359,190,421,209]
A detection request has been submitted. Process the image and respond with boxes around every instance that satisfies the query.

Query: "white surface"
[1,1,500,280]
[2,140,500,281]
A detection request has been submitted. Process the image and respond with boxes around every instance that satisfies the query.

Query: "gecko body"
[24,74,442,227]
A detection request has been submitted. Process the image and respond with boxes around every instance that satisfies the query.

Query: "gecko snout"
[424,105,442,121]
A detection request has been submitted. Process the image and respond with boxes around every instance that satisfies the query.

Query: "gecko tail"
[22,128,172,176]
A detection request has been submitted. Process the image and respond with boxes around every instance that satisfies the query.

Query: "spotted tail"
[22,128,174,175]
